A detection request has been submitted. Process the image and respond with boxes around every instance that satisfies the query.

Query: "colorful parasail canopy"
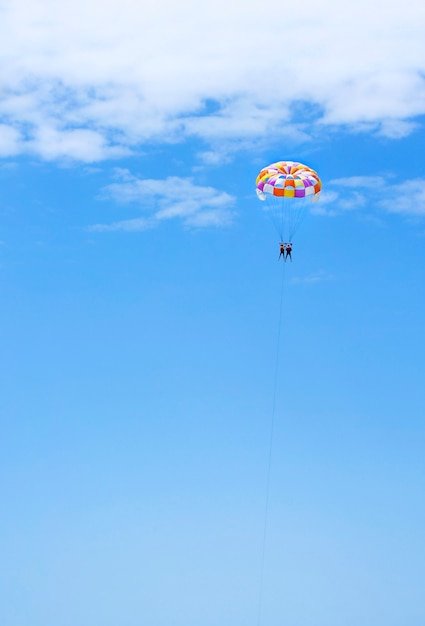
[256,161,322,200]
[255,161,322,241]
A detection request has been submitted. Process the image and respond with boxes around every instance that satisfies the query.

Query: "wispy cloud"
[291,270,335,285]
[379,179,425,216]
[88,217,153,232]
[0,0,424,160]
[329,177,386,189]
[90,169,236,231]
[314,176,425,218]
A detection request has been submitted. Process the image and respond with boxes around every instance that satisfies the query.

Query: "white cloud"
[379,180,425,216]
[27,126,130,162]
[0,124,22,156]
[378,119,418,139]
[317,176,425,218]
[92,170,236,230]
[0,0,425,160]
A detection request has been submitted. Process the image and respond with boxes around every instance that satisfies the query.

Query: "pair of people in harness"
[279,242,292,261]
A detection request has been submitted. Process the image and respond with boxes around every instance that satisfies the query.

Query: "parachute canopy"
[255,160,322,240]
[256,160,321,200]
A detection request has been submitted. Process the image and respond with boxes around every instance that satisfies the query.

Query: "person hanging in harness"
[285,242,293,262]
[278,242,286,260]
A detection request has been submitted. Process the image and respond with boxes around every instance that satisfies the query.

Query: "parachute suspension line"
[288,199,309,242]
[264,198,284,242]
[280,202,287,242]
[257,260,286,626]
[266,196,308,243]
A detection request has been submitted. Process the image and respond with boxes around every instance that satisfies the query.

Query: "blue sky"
[1,2,425,625]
